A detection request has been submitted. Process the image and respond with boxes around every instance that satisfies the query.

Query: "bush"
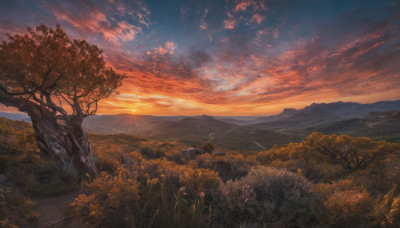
[311,180,377,227]
[70,171,141,227]
[216,166,313,227]
[257,133,400,183]
[70,158,221,227]
[0,186,38,227]
[190,153,250,181]
[202,143,214,153]
[140,146,164,159]
[386,196,400,226]
[0,117,78,196]
[179,168,221,197]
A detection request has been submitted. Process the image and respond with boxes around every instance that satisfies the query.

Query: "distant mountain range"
[307,110,400,141]
[251,100,400,124]
[1,99,400,150]
[0,112,29,121]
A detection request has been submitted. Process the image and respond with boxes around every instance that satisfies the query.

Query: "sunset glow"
[0,0,399,115]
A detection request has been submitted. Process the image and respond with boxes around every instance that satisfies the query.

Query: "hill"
[249,100,400,137]
[2,117,400,227]
[308,110,400,142]
[2,99,400,150]
[0,111,29,121]
[135,115,298,150]
[253,99,400,124]
[83,114,188,134]
[253,113,341,135]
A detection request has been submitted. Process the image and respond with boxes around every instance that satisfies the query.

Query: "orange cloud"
[47,0,148,44]
[0,0,399,116]
[251,13,265,24]
[235,1,253,12]
[224,19,237,29]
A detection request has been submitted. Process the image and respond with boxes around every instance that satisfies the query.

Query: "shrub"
[179,168,221,197]
[312,180,376,227]
[0,186,38,227]
[190,153,250,181]
[386,196,400,226]
[257,133,400,183]
[202,143,214,153]
[70,158,221,227]
[216,166,313,227]
[70,170,141,227]
[140,146,164,159]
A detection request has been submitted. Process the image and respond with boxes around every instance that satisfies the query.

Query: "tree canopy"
[0,24,125,120]
[0,24,125,175]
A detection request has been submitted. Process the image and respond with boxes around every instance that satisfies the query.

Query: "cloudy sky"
[0,0,399,115]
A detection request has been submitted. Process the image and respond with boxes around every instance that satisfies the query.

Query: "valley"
[2,100,400,151]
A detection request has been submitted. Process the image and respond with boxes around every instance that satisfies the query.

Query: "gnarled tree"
[0,24,125,175]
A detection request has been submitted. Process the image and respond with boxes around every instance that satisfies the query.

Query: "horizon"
[0,0,399,115]
[1,98,399,117]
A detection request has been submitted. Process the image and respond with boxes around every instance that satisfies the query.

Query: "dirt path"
[253,139,267,150]
[33,190,80,227]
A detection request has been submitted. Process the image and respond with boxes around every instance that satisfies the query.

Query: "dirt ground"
[32,191,80,228]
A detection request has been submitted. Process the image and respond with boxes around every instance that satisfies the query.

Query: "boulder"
[181,148,205,160]
[212,150,226,156]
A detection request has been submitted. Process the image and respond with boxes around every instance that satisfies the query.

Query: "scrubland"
[1,117,400,227]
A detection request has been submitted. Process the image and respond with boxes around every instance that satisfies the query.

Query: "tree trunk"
[29,111,97,176]
[0,90,97,176]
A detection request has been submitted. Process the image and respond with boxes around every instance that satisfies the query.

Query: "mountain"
[307,110,400,142]
[251,108,302,124]
[253,100,400,125]
[253,113,341,135]
[136,115,235,143]
[84,114,158,134]
[298,100,400,118]
[1,99,399,150]
[250,100,400,134]
[135,115,298,150]
[0,112,29,121]
[83,114,189,134]
[215,116,259,125]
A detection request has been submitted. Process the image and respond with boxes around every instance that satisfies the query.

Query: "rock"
[212,150,225,156]
[0,174,7,183]
[181,148,205,160]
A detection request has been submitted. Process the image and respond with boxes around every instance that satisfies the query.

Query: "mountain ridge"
[1,99,399,149]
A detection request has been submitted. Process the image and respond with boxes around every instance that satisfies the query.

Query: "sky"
[0,0,399,116]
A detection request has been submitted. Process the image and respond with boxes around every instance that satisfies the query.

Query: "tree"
[202,142,214,153]
[0,24,125,175]
[305,132,394,172]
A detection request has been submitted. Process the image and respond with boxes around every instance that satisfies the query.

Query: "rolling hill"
[134,115,298,150]
[307,110,400,142]
[1,99,399,150]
